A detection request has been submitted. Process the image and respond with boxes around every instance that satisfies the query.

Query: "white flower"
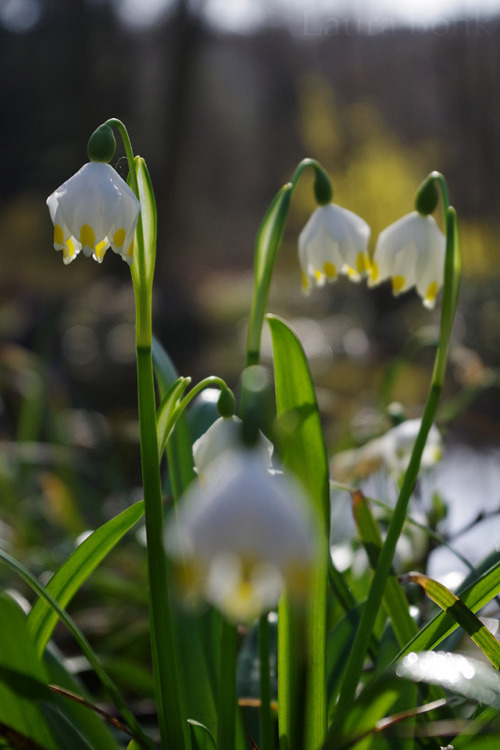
[331,419,442,482]
[47,162,140,266]
[381,419,443,478]
[298,204,371,293]
[193,416,273,483]
[166,450,316,622]
[369,212,445,308]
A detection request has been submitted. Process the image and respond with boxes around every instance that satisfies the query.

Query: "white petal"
[193,416,273,483]
[299,204,370,289]
[166,451,316,619]
[47,163,140,263]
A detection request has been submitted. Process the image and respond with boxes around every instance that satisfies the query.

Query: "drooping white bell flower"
[298,203,371,293]
[380,419,443,479]
[47,162,140,266]
[193,415,273,483]
[166,450,317,622]
[331,419,442,482]
[369,212,445,308]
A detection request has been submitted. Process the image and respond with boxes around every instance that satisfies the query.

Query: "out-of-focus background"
[3,0,500,407]
[1,0,500,714]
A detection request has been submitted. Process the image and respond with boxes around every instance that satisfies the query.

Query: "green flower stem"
[331,195,460,734]
[217,616,238,750]
[105,117,152,346]
[136,347,186,749]
[245,158,332,369]
[259,613,274,750]
[105,118,186,750]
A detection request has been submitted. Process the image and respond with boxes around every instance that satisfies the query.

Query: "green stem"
[330,190,460,736]
[137,347,186,749]
[245,158,332,369]
[105,117,186,749]
[259,614,274,750]
[217,616,238,750]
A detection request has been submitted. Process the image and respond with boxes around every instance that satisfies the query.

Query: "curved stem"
[330,182,461,739]
[103,117,186,749]
[245,159,332,370]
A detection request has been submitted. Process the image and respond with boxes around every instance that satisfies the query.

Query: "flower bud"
[87,124,116,164]
[313,169,333,206]
[217,386,236,419]
[415,175,439,216]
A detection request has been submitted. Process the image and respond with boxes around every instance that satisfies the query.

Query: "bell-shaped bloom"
[332,419,442,482]
[299,203,371,293]
[369,212,445,308]
[381,419,443,478]
[47,162,140,265]
[166,450,317,622]
[193,415,273,484]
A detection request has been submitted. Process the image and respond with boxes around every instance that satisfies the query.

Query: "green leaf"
[0,548,155,749]
[398,558,500,659]
[152,336,195,501]
[27,499,145,657]
[130,155,157,293]
[402,572,500,669]
[246,185,292,366]
[352,491,418,650]
[188,719,217,750]
[41,703,95,750]
[156,376,191,459]
[322,672,402,750]
[44,646,120,750]
[268,314,329,750]
[0,592,57,749]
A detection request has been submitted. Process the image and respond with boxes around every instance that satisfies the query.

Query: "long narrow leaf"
[352,491,418,648]
[402,572,500,669]
[28,500,145,657]
[268,314,329,750]
[397,559,500,659]
[0,548,156,750]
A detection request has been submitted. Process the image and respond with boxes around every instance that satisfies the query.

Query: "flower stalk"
[331,174,461,734]
[107,119,186,750]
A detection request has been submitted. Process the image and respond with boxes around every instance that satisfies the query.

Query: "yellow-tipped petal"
[94,239,108,262]
[424,281,439,307]
[53,224,65,247]
[392,275,406,293]
[370,259,379,283]
[323,261,337,279]
[113,228,126,248]
[80,224,96,251]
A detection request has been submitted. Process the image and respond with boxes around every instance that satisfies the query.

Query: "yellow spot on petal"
[94,240,108,262]
[323,261,337,279]
[80,224,96,251]
[301,271,310,292]
[113,228,126,248]
[425,281,439,305]
[356,251,366,274]
[314,269,323,281]
[127,241,134,258]
[392,275,406,294]
[53,224,65,247]
[370,260,379,283]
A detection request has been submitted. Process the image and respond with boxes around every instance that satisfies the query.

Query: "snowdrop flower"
[332,419,442,482]
[381,419,443,478]
[299,204,371,293]
[193,415,273,483]
[47,162,140,266]
[369,212,445,308]
[166,450,316,622]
